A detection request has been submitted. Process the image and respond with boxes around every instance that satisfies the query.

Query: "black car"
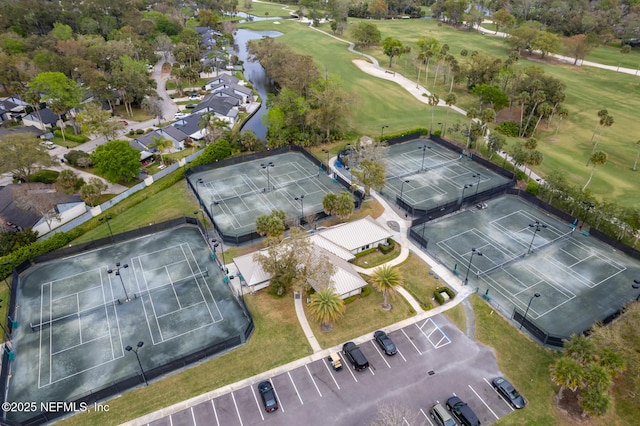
[373,330,397,355]
[446,396,481,426]
[342,342,369,371]
[492,376,526,409]
[258,381,278,413]
[185,103,197,109]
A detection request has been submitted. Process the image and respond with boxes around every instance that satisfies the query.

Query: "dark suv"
[342,342,369,371]
[446,396,480,426]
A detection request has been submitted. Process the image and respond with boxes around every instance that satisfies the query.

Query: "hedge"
[354,247,378,258]
[360,286,371,297]
[378,238,395,254]
[29,169,60,184]
[53,130,89,143]
[433,286,456,305]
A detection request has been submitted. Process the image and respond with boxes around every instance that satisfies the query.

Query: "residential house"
[21,107,60,131]
[170,114,207,140]
[0,126,44,140]
[133,127,188,152]
[204,74,240,91]
[192,94,239,126]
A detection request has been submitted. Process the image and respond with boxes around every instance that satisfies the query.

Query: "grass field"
[239,18,640,208]
[397,252,444,310]
[237,0,295,17]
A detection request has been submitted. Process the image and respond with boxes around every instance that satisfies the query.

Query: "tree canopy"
[90,139,140,183]
[0,133,52,183]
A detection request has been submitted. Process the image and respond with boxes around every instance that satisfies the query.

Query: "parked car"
[430,403,456,426]
[328,352,342,371]
[119,120,128,126]
[39,141,56,150]
[446,396,481,426]
[258,381,278,413]
[373,330,397,356]
[174,112,189,119]
[185,103,197,109]
[342,342,369,371]
[492,376,526,409]
[188,93,200,100]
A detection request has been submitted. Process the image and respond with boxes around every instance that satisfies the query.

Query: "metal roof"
[316,216,392,251]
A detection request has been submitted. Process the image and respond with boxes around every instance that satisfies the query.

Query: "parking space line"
[369,366,375,375]
[305,365,322,397]
[322,358,341,389]
[169,414,173,425]
[231,391,244,425]
[403,417,411,425]
[211,400,220,426]
[468,384,500,420]
[401,329,422,355]
[271,379,285,413]
[288,371,304,405]
[190,407,197,426]
[483,377,514,411]
[420,408,434,425]
[396,348,407,362]
[370,341,391,368]
[344,358,359,382]
[249,384,265,421]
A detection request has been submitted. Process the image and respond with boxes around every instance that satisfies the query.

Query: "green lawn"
[60,292,309,426]
[351,242,401,268]
[237,0,295,17]
[303,285,413,348]
[397,252,446,310]
[239,18,640,208]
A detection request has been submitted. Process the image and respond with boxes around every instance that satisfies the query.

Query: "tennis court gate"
[186,145,364,245]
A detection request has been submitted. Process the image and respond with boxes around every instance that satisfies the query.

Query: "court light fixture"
[419,145,431,172]
[380,125,389,140]
[472,174,481,196]
[99,215,115,245]
[295,195,305,225]
[399,180,410,205]
[260,162,274,191]
[527,220,547,254]
[464,248,482,286]
[108,262,130,302]
[520,293,541,330]
[212,239,227,274]
[125,341,148,386]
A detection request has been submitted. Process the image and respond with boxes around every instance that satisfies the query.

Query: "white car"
[174,112,189,119]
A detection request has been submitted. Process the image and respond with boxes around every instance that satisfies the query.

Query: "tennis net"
[385,169,420,181]
[426,157,461,171]
[31,299,119,332]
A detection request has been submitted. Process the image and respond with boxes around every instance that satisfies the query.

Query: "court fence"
[186,145,364,245]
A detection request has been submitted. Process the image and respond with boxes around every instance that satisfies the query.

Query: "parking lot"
[147,314,520,426]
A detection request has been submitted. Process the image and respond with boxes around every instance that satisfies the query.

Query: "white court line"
[182,244,222,322]
[48,282,53,385]
[131,257,157,345]
[288,371,303,405]
[138,258,164,342]
[271,379,284,413]
[420,408,434,425]
[370,341,391,368]
[483,377,514,411]
[211,400,221,426]
[51,335,111,356]
[401,329,422,355]
[77,293,82,344]
[249,385,264,421]
[322,358,341,390]
[100,269,115,359]
[190,407,197,426]
[230,391,244,426]
[37,282,48,387]
[305,365,322,397]
[468,384,500,420]
[165,265,183,309]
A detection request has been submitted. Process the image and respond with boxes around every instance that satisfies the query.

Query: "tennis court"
[189,152,347,237]
[414,195,640,339]
[6,226,250,424]
[379,139,511,210]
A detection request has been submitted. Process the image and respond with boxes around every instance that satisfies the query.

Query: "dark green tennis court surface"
[380,139,512,209]
[189,152,346,237]
[414,195,640,339]
[7,226,250,423]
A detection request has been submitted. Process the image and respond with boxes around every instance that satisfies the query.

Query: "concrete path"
[293,292,323,353]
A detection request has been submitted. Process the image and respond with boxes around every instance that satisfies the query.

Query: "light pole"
[380,125,388,141]
[261,162,274,191]
[0,299,11,338]
[460,183,473,206]
[99,215,115,244]
[212,239,226,273]
[580,200,595,229]
[125,341,148,386]
[520,293,541,330]
[419,145,431,172]
[195,178,204,207]
[108,262,130,302]
[633,280,640,301]
[194,211,208,241]
[322,149,330,175]
[399,180,410,205]
[464,248,482,285]
[527,220,547,254]
[502,151,508,169]
[295,195,305,225]
[473,173,481,197]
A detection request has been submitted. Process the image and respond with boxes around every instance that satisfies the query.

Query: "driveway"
[129,314,520,426]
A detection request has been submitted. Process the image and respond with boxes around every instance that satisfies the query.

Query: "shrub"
[433,286,455,305]
[526,180,539,195]
[495,121,520,137]
[136,129,144,135]
[64,150,92,167]
[354,247,378,257]
[53,130,89,143]
[516,170,527,181]
[360,286,371,297]
[29,169,60,184]
[378,238,395,254]
[343,295,358,304]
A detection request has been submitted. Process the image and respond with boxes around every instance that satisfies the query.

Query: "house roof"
[161,125,188,142]
[171,115,203,138]
[135,130,163,147]
[233,252,271,287]
[0,125,43,139]
[316,216,392,251]
[205,74,239,87]
[23,107,59,125]
[210,82,252,96]
[192,95,238,116]
[0,185,40,229]
[309,234,355,261]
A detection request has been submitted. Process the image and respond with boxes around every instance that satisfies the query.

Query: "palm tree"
[151,136,173,166]
[522,89,546,137]
[525,150,543,180]
[370,264,402,310]
[443,93,457,135]
[589,109,609,145]
[554,106,568,136]
[586,114,614,166]
[428,93,439,134]
[633,140,640,171]
[308,287,345,332]
[549,357,584,400]
[465,107,478,154]
[515,91,530,136]
[583,150,608,191]
[532,102,552,134]
[480,107,495,143]
[564,333,595,364]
